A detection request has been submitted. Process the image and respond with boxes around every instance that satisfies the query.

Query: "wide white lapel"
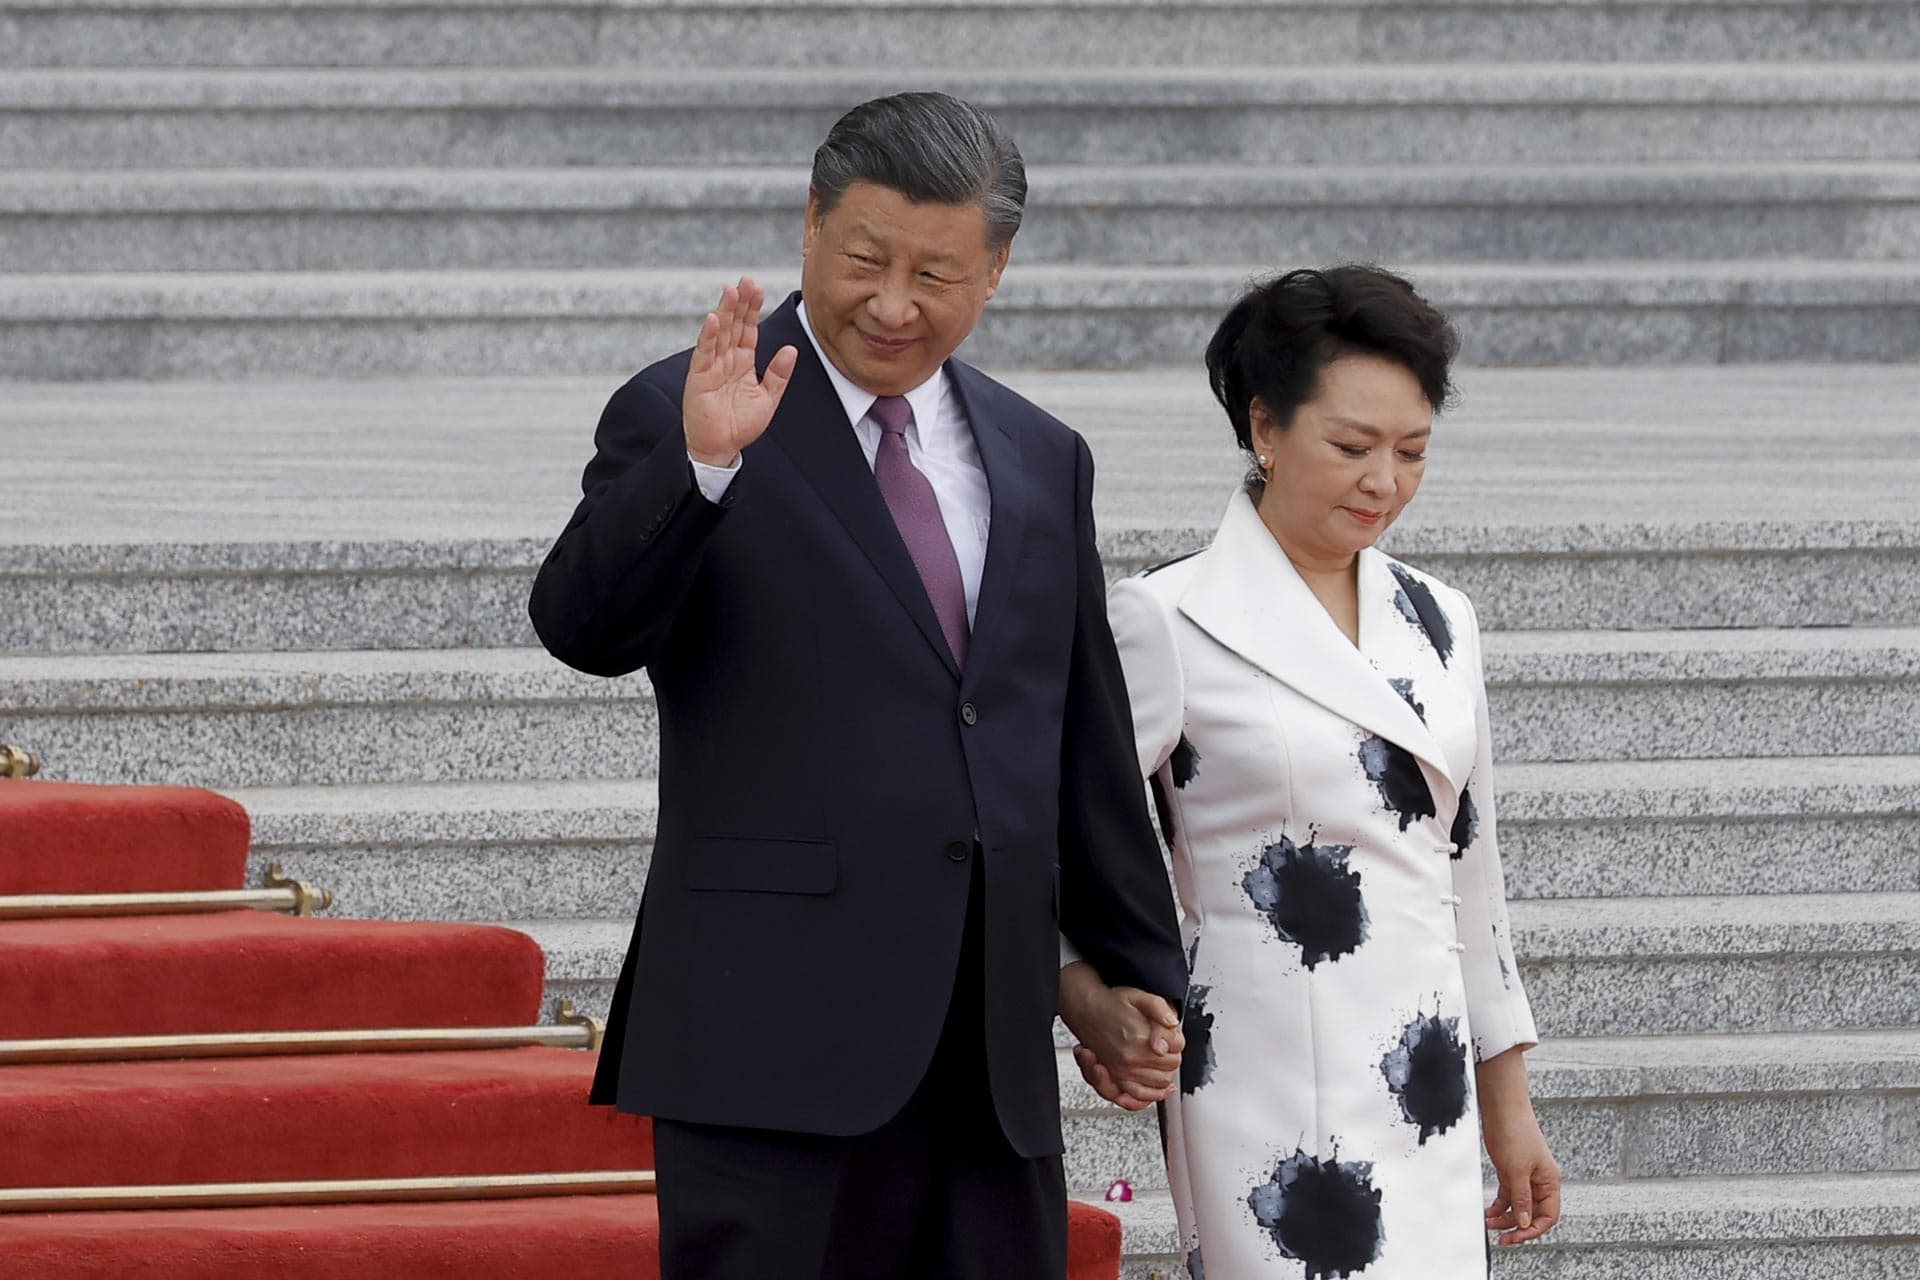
[1358,548,1477,789]
[1177,490,1459,792]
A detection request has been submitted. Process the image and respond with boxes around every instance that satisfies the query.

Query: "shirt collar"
[797,299,947,443]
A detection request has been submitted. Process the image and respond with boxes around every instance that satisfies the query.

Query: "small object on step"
[1104,1178,1133,1203]
[0,745,42,780]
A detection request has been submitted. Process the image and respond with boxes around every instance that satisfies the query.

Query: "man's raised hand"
[683,276,799,468]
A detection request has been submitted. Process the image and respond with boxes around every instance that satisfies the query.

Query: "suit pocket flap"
[686,836,837,895]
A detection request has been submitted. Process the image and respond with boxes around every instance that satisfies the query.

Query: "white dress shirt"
[689,302,992,625]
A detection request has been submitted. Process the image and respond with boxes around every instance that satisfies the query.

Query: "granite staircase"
[3,1,1919,1276]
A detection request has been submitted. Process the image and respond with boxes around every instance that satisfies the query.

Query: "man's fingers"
[1124,990,1182,1029]
[761,345,799,407]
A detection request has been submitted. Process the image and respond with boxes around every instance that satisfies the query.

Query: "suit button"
[945,840,971,862]
[960,701,978,726]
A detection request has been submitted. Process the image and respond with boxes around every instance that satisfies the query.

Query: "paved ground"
[3,364,1917,547]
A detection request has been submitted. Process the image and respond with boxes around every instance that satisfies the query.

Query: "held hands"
[1058,961,1184,1113]
[683,276,799,469]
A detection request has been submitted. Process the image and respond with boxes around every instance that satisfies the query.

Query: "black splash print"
[1151,775,1178,846]
[1449,786,1479,859]
[1387,563,1454,665]
[1241,834,1370,969]
[1246,1148,1385,1279]
[1359,735,1436,833]
[1380,1010,1470,1144]
[1170,734,1201,788]
[1389,677,1426,723]
[1180,983,1217,1096]
[1186,1243,1206,1279]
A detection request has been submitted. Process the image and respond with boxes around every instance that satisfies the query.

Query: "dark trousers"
[653,857,1068,1280]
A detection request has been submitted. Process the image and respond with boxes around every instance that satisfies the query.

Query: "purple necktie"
[869,395,970,669]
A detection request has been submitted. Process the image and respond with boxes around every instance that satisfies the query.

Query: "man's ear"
[803,190,826,257]
[984,240,1012,300]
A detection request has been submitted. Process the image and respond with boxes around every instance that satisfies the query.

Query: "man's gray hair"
[810,92,1028,249]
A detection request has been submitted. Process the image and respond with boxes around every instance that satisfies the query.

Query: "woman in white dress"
[1068,267,1560,1278]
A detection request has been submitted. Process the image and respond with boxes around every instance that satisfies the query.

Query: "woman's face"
[1250,352,1433,566]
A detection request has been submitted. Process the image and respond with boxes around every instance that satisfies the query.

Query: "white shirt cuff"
[688,452,741,504]
[1059,933,1084,970]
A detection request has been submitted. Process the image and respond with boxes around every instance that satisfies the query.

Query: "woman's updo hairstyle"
[1205,265,1458,491]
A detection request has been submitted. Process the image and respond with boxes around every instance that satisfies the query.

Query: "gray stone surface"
[0,648,659,787]
[236,778,657,920]
[10,0,1920,70]
[1516,895,1920,1036]
[5,262,1920,378]
[4,65,1918,169]
[1500,757,1920,899]
[1486,625,1920,762]
[9,163,1919,272]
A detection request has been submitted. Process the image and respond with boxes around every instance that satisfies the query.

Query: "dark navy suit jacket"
[529,294,1186,1158]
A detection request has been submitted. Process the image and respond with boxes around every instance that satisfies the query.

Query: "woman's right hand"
[1058,961,1184,1111]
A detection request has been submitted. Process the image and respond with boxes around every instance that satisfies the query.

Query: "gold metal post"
[0,744,41,779]
[264,862,334,916]
[554,998,606,1052]
[0,864,334,922]
[0,1171,658,1215]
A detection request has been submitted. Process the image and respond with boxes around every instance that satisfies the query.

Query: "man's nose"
[867,277,919,329]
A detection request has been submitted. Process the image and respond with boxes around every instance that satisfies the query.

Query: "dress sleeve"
[1106,575,1187,780]
[1449,591,1540,1061]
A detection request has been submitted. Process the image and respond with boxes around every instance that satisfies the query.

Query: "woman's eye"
[1400,451,1427,463]
[1336,443,1368,458]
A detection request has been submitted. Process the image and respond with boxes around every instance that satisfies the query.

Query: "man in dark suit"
[529,92,1187,1279]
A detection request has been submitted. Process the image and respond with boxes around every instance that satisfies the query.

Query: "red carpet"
[0,781,1124,1278]
[0,1194,665,1279]
[0,1048,653,1189]
[0,911,545,1037]
[0,783,249,894]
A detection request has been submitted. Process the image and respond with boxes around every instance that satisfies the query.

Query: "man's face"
[799,181,1011,397]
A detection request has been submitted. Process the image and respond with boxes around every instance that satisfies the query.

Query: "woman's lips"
[1344,507,1386,525]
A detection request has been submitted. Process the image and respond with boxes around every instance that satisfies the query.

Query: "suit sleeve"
[1450,591,1541,1061]
[1055,435,1188,1007]
[528,373,733,678]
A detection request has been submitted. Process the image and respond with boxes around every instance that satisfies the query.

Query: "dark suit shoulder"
[947,357,1078,448]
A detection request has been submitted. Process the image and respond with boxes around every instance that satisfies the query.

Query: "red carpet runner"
[0,781,1125,1278]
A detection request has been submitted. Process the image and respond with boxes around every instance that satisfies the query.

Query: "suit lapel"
[1177,490,1459,790]
[757,296,961,679]
[946,361,1025,685]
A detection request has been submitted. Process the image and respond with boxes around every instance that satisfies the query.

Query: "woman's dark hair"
[1204,266,1458,487]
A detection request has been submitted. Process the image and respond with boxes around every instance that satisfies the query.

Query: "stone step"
[0,647,662,788]
[1484,625,1920,763]
[8,162,1919,272]
[1516,893,1920,1038]
[1059,1028,1920,1192]
[1098,1172,1920,1279]
[223,756,1920,928]
[8,259,1920,380]
[3,65,1917,169]
[1498,757,1920,899]
[6,628,1918,786]
[10,520,1919,655]
[10,0,1919,70]
[236,778,660,921]
[512,893,1920,1038]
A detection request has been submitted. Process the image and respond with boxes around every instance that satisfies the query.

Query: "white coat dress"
[1109,489,1538,1280]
